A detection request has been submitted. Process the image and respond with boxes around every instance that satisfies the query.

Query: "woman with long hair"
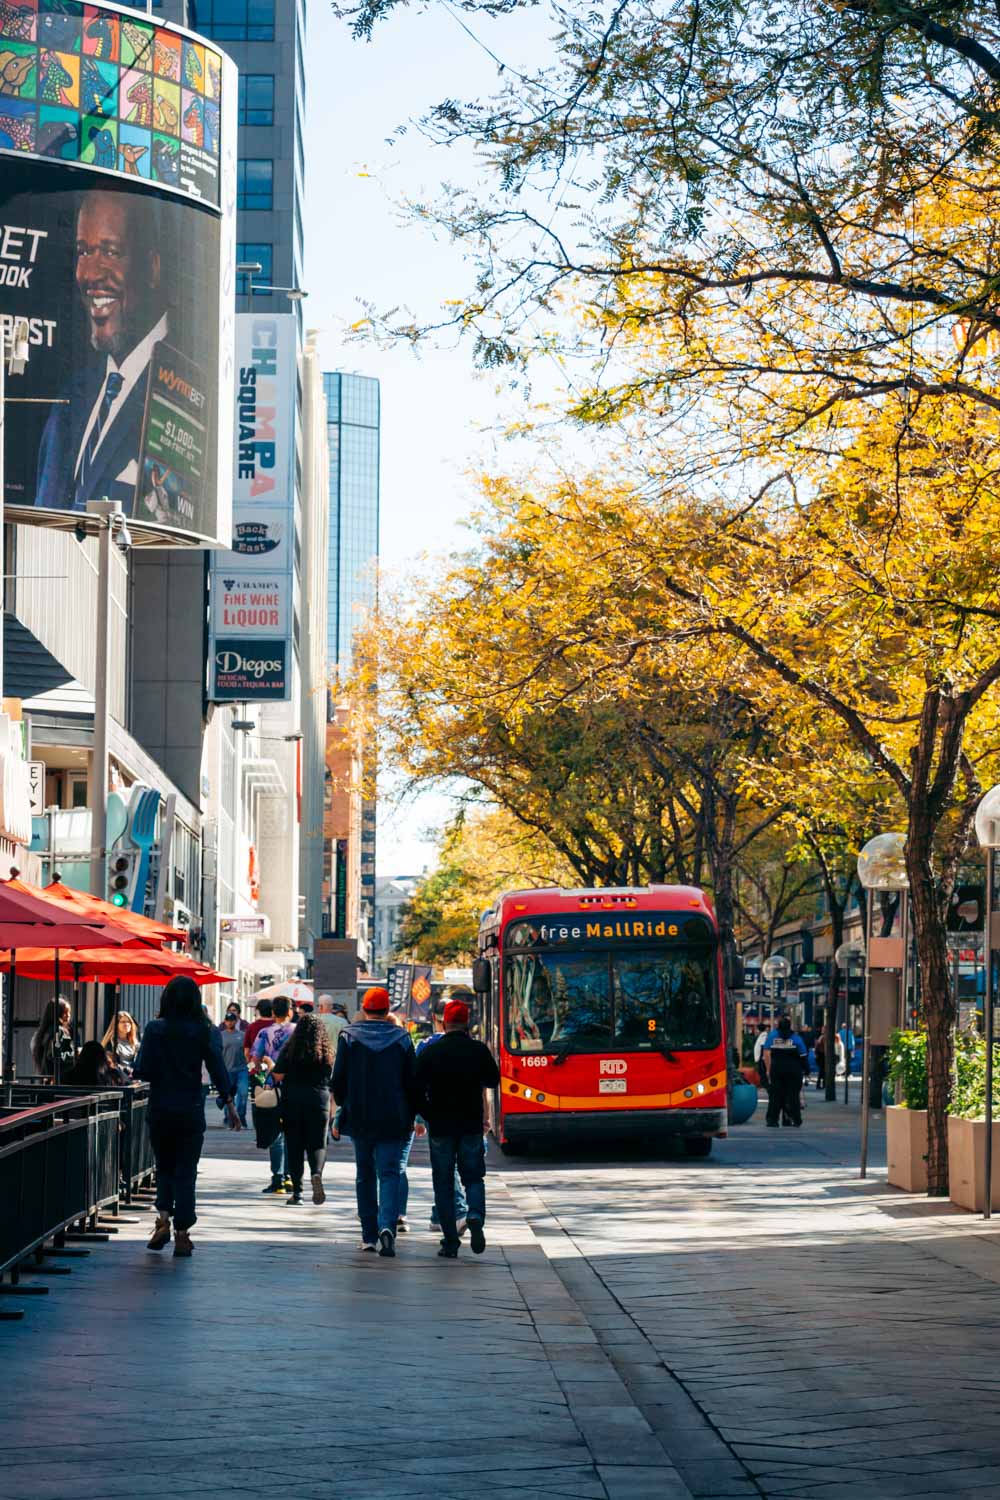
[101,1012,141,1076]
[64,1040,119,1088]
[272,1014,335,1206]
[134,976,240,1256]
[31,997,74,1079]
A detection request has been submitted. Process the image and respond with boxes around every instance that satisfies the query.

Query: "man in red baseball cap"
[414,995,500,1258]
[332,986,419,1257]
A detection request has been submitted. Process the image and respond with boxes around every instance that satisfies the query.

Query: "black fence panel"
[0,1092,120,1276]
[4,1080,153,1199]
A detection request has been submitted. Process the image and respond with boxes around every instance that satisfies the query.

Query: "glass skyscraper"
[324,371,380,948]
[323,373,380,675]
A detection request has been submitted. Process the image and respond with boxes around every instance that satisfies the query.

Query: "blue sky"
[303,1,563,876]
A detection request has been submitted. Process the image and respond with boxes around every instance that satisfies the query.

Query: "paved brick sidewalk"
[0,1128,690,1500]
[504,1094,1000,1500]
[4,1096,999,1500]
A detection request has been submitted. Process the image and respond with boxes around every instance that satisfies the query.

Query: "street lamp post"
[857,832,908,1178]
[85,501,131,898]
[974,786,1000,1219]
[835,941,865,1104]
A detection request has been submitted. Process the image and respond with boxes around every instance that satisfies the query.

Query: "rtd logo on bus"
[599,1060,628,1075]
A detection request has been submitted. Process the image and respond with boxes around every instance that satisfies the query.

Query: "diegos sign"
[212,640,287,700]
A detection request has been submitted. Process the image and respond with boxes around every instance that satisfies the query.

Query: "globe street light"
[975,785,1000,1219]
[761,954,790,1026]
[857,833,909,1178]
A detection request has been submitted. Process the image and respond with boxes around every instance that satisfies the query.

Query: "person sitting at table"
[64,1040,119,1088]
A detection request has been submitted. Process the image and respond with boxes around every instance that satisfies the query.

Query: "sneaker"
[311,1173,326,1205]
[378,1228,396,1258]
[396,1216,409,1232]
[360,1241,377,1253]
[173,1229,193,1258]
[261,1180,285,1194]
[468,1218,486,1255]
[282,1176,294,1190]
[437,1243,458,1258]
[286,1192,303,1205]
[146,1214,171,1251]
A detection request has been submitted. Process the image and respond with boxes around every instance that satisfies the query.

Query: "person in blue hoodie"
[332,986,419,1258]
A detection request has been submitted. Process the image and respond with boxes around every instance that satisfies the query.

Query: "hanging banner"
[0,0,236,547]
[208,312,296,701]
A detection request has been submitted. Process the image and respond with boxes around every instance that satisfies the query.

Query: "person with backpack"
[250,997,296,1193]
[332,986,419,1258]
[415,999,500,1258]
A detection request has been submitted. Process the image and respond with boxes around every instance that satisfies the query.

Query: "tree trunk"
[906,831,954,1195]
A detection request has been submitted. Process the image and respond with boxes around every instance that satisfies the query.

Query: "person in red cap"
[332,986,419,1257]
[415,996,500,1257]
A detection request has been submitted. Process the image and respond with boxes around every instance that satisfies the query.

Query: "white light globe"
[975,785,1000,849]
[835,941,865,970]
[762,954,791,981]
[857,832,908,891]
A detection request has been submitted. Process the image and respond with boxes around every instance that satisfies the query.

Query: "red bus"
[474,886,728,1156]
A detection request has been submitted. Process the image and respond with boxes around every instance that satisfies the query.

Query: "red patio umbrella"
[40,876,184,946]
[0,877,150,1084]
[0,946,230,986]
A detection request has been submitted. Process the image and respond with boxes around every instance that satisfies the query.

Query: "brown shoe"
[173,1228,193,1257]
[147,1214,171,1251]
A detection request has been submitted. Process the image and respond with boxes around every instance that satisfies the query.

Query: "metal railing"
[3,1080,154,1202]
[0,1090,121,1277]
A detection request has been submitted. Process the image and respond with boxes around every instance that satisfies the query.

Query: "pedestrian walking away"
[244,998,274,1060]
[763,1015,808,1127]
[332,986,419,1258]
[251,997,296,1193]
[134,976,240,1256]
[271,1014,335,1205]
[317,995,349,1053]
[417,1002,468,1236]
[415,998,500,1258]
[218,1010,250,1127]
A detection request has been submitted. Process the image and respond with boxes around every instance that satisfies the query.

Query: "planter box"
[886,1105,928,1193]
[947,1114,1000,1212]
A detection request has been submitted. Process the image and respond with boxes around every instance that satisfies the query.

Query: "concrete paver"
[5,1092,1000,1500]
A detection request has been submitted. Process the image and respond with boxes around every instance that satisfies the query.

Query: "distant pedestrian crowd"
[88,977,502,1262]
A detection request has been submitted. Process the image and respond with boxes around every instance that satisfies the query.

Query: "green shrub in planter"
[951,1030,1000,1121]
[887,1028,928,1111]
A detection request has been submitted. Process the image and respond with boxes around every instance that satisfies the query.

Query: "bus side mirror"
[725,952,745,990]
[472,958,492,996]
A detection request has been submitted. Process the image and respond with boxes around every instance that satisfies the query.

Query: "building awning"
[242,758,286,798]
[248,950,305,975]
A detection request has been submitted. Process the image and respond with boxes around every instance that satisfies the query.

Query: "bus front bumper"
[503,1107,726,1144]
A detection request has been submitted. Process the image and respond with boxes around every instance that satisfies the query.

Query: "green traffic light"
[111,891,127,907]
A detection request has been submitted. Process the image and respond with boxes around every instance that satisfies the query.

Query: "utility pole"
[86,500,130,898]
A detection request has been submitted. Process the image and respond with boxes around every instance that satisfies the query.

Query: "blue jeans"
[150,1110,204,1232]
[231,1067,249,1126]
[352,1134,408,1243]
[430,1169,468,1227]
[429,1134,486,1248]
[269,1133,286,1181]
[398,1131,414,1217]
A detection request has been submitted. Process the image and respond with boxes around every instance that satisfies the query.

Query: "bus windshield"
[504,945,719,1054]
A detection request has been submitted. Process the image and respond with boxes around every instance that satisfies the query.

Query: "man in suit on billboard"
[35,187,168,514]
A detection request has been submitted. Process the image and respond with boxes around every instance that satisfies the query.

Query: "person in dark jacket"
[64,1040,119,1087]
[272,1014,335,1205]
[415,999,500,1258]
[134,976,239,1256]
[332,986,418,1258]
[763,1015,808,1127]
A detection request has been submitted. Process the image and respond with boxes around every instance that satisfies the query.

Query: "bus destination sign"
[505,913,714,949]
